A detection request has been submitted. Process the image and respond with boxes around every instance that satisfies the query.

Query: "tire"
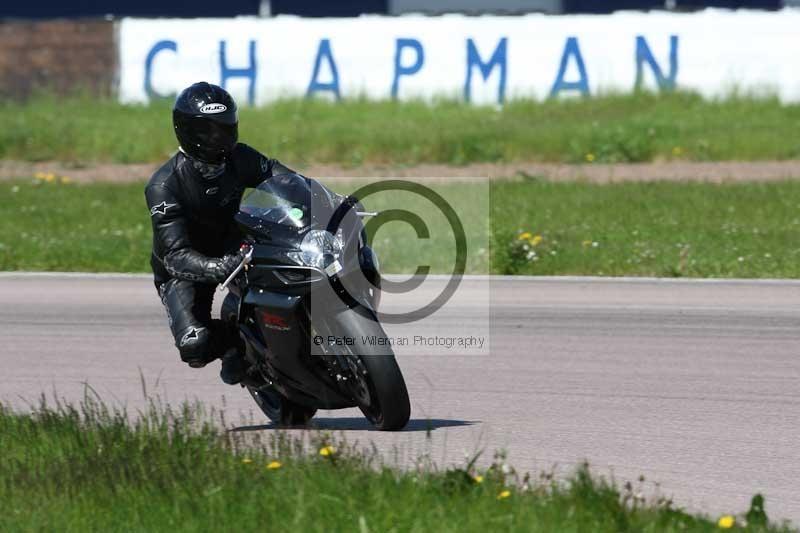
[328,308,410,431]
[356,353,411,431]
[247,385,317,427]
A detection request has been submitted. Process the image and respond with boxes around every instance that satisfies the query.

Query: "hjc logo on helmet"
[200,103,227,114]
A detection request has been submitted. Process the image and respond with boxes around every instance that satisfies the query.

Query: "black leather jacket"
[145,143,291,284]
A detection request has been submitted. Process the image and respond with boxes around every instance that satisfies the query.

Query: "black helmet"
[173,82,238,164]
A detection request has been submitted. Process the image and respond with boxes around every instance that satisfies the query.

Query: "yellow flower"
[44,173,56,183]
[60,176,73,184]
[531,235,543,246]
[319,445,336,457]
[672,146,683,156]
[497,490,511,500]
[241,457,253,464]
[473,475,484,484]
[518,232,533,241]
[585,153,595,163]
[582,240,592,247]
[266,461,282,470]
[717,515,735,529]
[34,171,47,180]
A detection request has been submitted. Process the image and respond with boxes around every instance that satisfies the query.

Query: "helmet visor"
[188,116,238,163]
[205,107,238,125]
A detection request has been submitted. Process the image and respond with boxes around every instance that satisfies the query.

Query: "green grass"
[2,178,799,277]
[491,179,800,277]
[4,92,800,165]
[0,397,789,532]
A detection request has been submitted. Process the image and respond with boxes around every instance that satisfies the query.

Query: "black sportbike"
[219,173,410,431]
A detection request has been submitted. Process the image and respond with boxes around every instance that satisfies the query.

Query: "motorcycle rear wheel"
[247,385,317,427]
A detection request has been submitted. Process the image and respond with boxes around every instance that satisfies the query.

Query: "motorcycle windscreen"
[240,173,344,229]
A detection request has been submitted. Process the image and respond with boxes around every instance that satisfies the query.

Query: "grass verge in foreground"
[4,92,800,165]
[0,398,789,532]
[2,178,800,277]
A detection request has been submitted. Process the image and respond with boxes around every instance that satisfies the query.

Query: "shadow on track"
[229,418,478,433]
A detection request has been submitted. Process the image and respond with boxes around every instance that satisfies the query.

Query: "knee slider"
[176,325,212,365]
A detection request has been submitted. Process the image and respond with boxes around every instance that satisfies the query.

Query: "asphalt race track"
[1,273,799,524]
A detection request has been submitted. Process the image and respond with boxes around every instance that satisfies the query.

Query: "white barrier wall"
[119,10,800,105]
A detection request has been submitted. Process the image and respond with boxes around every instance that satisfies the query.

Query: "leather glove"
[208,249,247,283]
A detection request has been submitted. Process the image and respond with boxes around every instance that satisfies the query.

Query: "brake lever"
[219,248,254,292]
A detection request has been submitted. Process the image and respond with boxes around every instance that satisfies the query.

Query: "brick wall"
[0,19,116,98]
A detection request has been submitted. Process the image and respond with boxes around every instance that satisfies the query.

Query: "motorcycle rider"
[145,82,293,385]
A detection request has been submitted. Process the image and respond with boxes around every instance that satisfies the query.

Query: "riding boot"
[220,347,247,385]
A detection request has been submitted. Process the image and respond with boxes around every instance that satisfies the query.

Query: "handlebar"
[219,248,254,292]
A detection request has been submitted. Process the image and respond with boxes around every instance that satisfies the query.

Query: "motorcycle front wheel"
[326,308,411,431]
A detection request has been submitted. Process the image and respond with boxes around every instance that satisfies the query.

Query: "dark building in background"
[675,0,780,8]
[0,0,786,18]
[562,0,662,12]
[270,0,388,16]
[1,0,260,18]
[563,0,780,12]
[388,0,560,14]
[0,0,386,18]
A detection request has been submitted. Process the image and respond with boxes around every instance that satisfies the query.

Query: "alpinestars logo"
[150,201,177,216]
[180,327,205,346]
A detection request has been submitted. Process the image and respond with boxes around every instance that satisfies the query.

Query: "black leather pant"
[156,278,237,367]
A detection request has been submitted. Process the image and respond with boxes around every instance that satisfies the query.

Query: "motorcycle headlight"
[289,230,343,272]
